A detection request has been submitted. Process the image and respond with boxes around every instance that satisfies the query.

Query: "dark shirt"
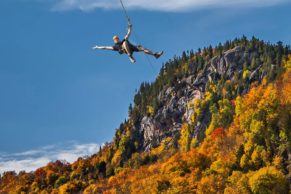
[113,39,139,55]
[113,39,125,54]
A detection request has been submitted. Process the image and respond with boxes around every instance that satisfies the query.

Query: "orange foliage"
[211,128,225,139]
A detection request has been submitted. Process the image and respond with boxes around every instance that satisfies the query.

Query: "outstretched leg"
[122,41,136,63]
[137,46,163,59]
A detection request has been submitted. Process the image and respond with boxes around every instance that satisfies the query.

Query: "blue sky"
[0,0,291,172]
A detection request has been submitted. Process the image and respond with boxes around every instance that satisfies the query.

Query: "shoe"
[154,51,164,59]
[129,56,136,63]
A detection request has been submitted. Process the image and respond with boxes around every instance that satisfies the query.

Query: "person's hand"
[92,45,99,50]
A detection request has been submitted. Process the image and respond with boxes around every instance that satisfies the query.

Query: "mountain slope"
[85,64,290,193]
[0,37,290,194]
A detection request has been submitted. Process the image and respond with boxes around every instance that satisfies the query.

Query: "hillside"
[0,37,290,194]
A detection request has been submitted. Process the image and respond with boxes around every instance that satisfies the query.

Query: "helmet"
[113,35,119,40]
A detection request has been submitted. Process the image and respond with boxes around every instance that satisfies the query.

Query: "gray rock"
[136,46,265,151]
[140,117,160,151]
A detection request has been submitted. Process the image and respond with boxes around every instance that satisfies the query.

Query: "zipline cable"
[119,0,131,23]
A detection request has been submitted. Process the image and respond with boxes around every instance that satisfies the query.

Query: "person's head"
[113,35,120,44]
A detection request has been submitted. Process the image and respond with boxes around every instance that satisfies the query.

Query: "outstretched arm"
[92,46,114,51]
[124,21,132,40]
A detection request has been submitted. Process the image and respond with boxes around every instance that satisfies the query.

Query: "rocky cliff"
[137,45,275,151]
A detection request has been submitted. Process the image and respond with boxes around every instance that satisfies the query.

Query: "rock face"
[140,117,160,151]
[138,46,264,151]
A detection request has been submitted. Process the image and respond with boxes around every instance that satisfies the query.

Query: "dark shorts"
[127,41,143,52]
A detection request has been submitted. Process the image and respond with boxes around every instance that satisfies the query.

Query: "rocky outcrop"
[138,46,265,151]
[140,117,160,151]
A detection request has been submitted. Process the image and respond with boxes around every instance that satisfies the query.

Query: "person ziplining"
[92,0,163,63]
[92,20,163,63]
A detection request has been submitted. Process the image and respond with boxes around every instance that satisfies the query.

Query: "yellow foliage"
[178,123,192,152]
[280,64,291,104]
[197,174,225,194]
[58,180,85,194]
[240,154,250,169]
[283,54,291,69]
[272,155,284,170]
[209,159,232,176]
[147,105,155,115]
[235,96,243,116]
[243,69,250,80]
[191,98,202,123]
[224,171,252,194]
[151,138,169,156]
[251,147,262,168]
[190,137,198,148]
[83,184,99,194]
[249,166,288,194]
[111,150,122,166]
[204,91,214,103]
